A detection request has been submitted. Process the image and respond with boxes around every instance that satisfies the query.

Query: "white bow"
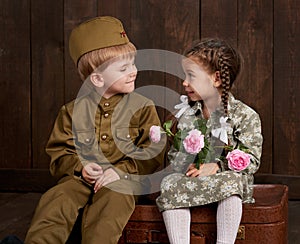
[211,116,230,144]
[174,95,190,118]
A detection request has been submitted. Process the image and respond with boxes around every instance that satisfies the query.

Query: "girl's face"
[100,56,137,98]
[182,57,221,104]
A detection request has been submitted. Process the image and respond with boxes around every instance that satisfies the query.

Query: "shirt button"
[124,174,129,180]
[126,134,131,139]
[85,138,91,143]
[101,134,108,140]
[104,102,110,107]
[104,113,109,118]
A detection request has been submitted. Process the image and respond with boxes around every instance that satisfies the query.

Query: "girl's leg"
[162,208,191,244]
[25,177,91,244]
[216,195,242,244]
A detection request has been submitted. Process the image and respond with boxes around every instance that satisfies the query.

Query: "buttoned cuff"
[113,167,131,180]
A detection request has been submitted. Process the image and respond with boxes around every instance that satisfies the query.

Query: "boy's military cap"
[69,16,130,65]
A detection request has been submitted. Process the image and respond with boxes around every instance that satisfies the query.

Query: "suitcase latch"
[236,225,245,240]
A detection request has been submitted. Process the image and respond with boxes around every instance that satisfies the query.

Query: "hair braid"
[184,38,243,116]
[219,56,231,115]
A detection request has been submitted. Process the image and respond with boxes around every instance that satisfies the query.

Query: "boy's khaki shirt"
[46,87,165,186]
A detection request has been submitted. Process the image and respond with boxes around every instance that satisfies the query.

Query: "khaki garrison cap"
[69,16,130,65]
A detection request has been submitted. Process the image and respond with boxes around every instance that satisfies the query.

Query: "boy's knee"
[93,187,135,213]
[40,178,90,206]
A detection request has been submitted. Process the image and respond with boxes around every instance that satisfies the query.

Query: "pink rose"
[183,129,205,154]
[226,149,251,172]
[149,125,161,143]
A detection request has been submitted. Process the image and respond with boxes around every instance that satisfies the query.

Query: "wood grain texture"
[164,0,200,113]
[98,0,131,30]
[130,0,167,122]
[31,0,65,168]
[0,193,41,241]
[238,0,273,174]
[0,0,31,168]
[201,0,237,42]
[0,169,56,192]
[63,0,98,103]
[274,0,300,175]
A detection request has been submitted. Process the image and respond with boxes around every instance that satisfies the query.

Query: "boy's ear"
[213,71,222,88]
[90,72,104,87]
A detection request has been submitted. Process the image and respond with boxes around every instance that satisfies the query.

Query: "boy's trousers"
[24,176,135,244]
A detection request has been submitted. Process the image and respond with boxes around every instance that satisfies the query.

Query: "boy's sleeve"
[114,103,166,178]
[46,105,83,180]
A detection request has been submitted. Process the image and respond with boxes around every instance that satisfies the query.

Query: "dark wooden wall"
[0,0,299,197]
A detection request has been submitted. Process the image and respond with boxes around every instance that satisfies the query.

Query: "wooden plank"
[64,0,98,103]
[237,0,273,174]
[97,0,131,34]
[273,0,300,175]
[0,169,299,200]
[129,0,166,122]
[31,0,65,168]
[255,173,300,200]
[130,0,165,50]
[0,193,42,241]
[163,0,200,54]
[201,0,237,42]
[288,201,300,243]
[0,0,31,169]
[200,0,238,97]
[164,0,200,112]
[0,169,56,192]
[0,193,21,206]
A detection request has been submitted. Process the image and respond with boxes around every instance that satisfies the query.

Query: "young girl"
[156,38,263,244]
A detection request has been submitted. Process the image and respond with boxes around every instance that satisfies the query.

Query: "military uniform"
[25,84,165,244]
[25,15,165,244]
[156,94,263,211]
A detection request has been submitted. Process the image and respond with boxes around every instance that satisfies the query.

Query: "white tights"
[216,195,242,244]
[162,208,191,244]
[162,195,242,244]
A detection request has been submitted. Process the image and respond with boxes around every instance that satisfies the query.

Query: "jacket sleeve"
[233,107,263,175]
[114,103,166,177]
[46,105,83,180]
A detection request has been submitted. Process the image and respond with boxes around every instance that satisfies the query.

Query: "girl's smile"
[182,57,222,112]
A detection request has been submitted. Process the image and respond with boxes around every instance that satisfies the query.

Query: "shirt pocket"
[76,130,96,156]
[115,127,140,155]
[115,127,139,143]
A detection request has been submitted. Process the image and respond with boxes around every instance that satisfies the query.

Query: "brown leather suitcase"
[118,184,288,244]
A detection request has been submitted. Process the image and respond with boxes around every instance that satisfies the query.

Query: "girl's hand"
[94,168,120,193]
[186,163,219,177]
[82,163,103,184]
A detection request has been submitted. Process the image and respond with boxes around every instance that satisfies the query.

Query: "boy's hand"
[82,163,103,184]
[186,163,219,178]
[94,168,120,193]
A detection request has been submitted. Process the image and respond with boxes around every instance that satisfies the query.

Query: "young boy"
[25,16,165,244]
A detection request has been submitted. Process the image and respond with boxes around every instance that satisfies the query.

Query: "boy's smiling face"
[94,56,137,99]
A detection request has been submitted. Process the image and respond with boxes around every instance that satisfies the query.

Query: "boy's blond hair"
[77,42,136,81]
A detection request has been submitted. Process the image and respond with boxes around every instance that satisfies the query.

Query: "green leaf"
[163,120,174,137]
[173,129,188,151]
[194,118,208,134]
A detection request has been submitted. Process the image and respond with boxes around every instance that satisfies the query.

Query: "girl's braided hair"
[184,38,243,115]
